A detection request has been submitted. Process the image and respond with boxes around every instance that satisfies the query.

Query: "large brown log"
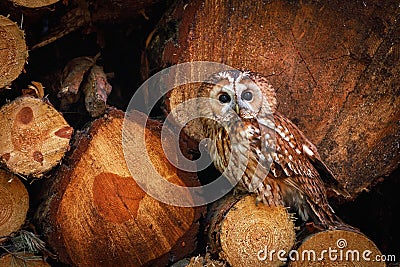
[143,0,400,197]
[35,108,205,267]
[0,15,27,89]
[0,96,73,178]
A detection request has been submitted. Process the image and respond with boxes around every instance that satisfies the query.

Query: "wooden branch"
[0,15,27,89]
[82,65,112,117]
[143,0,400,196]
[35,108,205,266]
[9,0,59,8]
[206,194,296,267]
[58,55,112,117]
[288,229,385,266]
[29,0,162,50]
[0,96,73,178]
[0,169,29,238]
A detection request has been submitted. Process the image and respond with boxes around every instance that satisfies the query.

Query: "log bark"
[35,108,205,267]
[288,229,386,266]
[9,0,59,8]
[0,15,27,89]
[58,55,112,117]
[25,0,162,50]
[206,194,296,267]
[143,0,400,197]
[0,253,50,267]
[0,96,73,178]
[0,169,29,238]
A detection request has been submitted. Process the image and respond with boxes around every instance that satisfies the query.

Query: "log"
[35,108,205,266]
[0,15,27,89]
[82,65,112,117]
[0,169,29,238]
[0,96,73,178]
[58,55,112,117]
[0,253,50,267]
[28,0,163,50]
[288,230,385,266]
[206,194,296,267]
[143,0,400,196]
[9,0,59,8]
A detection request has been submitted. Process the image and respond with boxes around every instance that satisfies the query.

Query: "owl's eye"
[241,91,253,101]
[218,93,231,103]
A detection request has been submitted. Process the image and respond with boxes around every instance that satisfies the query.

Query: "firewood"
[81,65,112,117]
[0,253,50,267]
[35,108,205,266]
[206,194,296,267]
[288,229,385,266]
[58,56,112,117]
[0,169,29,238]
[58,56,96,111]
[143,0,400,197]
[0,96,73,178]
[0,15,27,89]
[29,0,163,50]
[9,0,59,8]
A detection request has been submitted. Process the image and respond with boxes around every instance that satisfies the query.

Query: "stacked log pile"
[0,0,398,266]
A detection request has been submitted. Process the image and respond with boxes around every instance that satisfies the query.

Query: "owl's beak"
[235,104,240,115]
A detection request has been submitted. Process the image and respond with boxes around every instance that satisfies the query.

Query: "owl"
[197,70,350,229]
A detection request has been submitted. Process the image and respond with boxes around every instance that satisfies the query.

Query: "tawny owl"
[197,70,350,229]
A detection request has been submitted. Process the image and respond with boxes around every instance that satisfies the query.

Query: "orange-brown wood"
[144,0,400,196]
[36,108,204,266]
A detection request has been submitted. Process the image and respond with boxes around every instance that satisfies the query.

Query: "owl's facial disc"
[235,78,263,118]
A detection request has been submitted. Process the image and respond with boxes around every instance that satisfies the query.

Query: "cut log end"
[0,15,27,89]
[207,195,296,267]
[0,96,72,178]
[0,169,29,237]
[10,0,59,8]
[36,108,204,266]
[289,229,386,267]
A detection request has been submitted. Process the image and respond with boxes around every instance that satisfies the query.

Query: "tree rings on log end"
[0,169,29,237]
[0,15,27,89]
[0,96,72,178]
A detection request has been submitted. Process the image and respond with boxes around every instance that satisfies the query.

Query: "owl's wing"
[262,112,351,199]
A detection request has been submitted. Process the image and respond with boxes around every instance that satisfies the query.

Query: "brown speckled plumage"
[197,70,350,229]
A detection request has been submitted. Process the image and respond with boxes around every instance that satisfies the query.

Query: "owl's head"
[197,70,277,122]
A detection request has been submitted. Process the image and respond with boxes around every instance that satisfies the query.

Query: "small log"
[0,253,50,267]
[143,0,400,196]
[58,56,97,111]
[0,169,29,238]
[35,108,205,266]
[58,55,112,117]
[0,15,27,89]
[288,230,385,266]
[29,0,162,50]
[206,194,296,267]
[0,96,73,178]
[9,0,59,8]
[81,65,112,117]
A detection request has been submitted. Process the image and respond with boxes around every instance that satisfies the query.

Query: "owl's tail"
[306,199,358,232]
